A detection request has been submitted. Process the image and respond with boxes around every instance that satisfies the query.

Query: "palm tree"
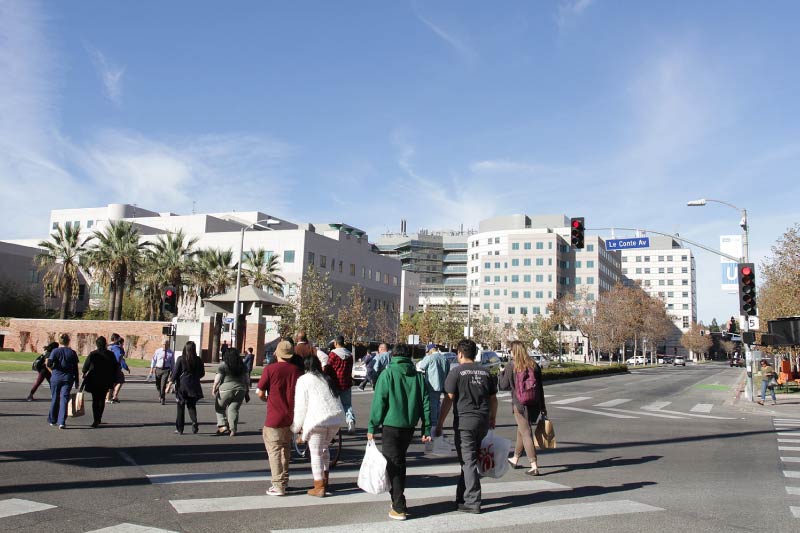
[244,248,286,293]
[192,248,236,362]
[143,230,198,319]
[84,220,145,320]
[35,225,92,319]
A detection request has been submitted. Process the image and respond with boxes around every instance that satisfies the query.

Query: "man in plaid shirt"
[326,335,355,433]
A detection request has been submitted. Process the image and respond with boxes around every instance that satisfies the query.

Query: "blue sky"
[1,0,798,324]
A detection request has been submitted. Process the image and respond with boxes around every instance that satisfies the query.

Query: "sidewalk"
[731,375,800,416]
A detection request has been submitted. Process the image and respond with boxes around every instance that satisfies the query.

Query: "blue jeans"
[760,380,777,402]
[49,373,74,426]
[428,389,442,428]
[340,388,355,424]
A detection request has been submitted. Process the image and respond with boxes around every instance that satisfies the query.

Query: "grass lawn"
[0,351,152,369]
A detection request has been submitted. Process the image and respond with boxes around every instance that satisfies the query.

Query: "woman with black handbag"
[169,341,205,434]
[82,336,119,427]
[27,342,58,401]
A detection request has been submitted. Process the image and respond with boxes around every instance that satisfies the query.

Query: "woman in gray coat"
[212,348,250,436]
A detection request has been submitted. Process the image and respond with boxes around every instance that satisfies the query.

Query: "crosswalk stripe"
[85,524,179,533]
[778,439,800,444]
[149,464,462,485]
[601,407,685,419]
[594,399,631,408]
[496,392,511,398]
[776,423,800,427]
[170,480,569,514]
[792,507,800,518]
[786,487,800,495]
[270,499,664,532]
[781,457,800,463]
[640,407,735,420]
[550,396,592,405]
[784,471,800,478]
[774,419,800,422]
[553,406,638,419]
[0,498,56,519]
[779,447,800,452]
[690,404,713,413]
[642,401,671,410]
[778,432,800,436]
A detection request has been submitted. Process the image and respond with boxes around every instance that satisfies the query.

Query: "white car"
[626,356,646,365]
[673,356,686,366]
[527,351,551,369]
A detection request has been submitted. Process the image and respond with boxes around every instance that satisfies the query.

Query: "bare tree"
[681,323,712,361]
[337,285,370,348]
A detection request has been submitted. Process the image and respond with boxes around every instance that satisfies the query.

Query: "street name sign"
[604,237,650,250]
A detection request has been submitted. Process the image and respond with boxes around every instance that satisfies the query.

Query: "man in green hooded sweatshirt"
[367,343,432,521]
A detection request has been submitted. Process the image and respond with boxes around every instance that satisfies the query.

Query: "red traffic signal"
[737,263,756,316]
[162,285,178,315]
[165,288,175,298]
[570,217,585,249]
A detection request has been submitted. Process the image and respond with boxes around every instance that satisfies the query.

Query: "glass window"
[307,252,315,265]
[494,289,500,295]
[587,244,594,251]
[621,256,628,262]
[511,275,519,282]
[494,276,500,282]
[350,264,356,276]
[533,306,541,314]
[575,261,582,268]
[548,242,553,249]
[682,267,688,274]
[523,291,531,298]
[575,277,581,284]
[87,220,94,228]
[487,239,492,245]
[520,307,528,315]
[65,221,72,229]
[484,289,490,296]
[644,256,650,262]
[681,255,688,261]
[587,277,595,284]
[658,267,664,273]
[667,267,674,274]
[535,258,543,266]
[548,258,553,266]
[667,279,674,286]
[508,307,515,314]
[667,291,674,297]
[535,291,543,298]
[511,291,519,298]
[524,242,532,250]
[622,269,628,275]
[484,276,490,282]
[636,256,642,262]
[362,266,366,279]
[523,275,531,282]
[682,291,689,297]
[682,303,689,310]
[320,255,327,268]
[512,242,520,250]
[682,280,688,285]
[524,258,532,266]
[484,262,491,269]
[635,268,642,274]
[51,222,58,230]
[493,303,500,310]
[376,271,381,282]
[536,242,544,250]
[658,279,665,286]
[644,268,650,274]
[284,250,295,263]
[535,275,544,282]
[658,256,664,261]
[667,255,673,261]
[683,317,690,328]
[494,262,501,269]
[511,259,519,266]
[73,221,80,229]
[484,303,490,310]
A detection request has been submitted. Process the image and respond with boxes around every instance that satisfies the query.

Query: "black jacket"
[82,349,119,393]
[171,356,205,401]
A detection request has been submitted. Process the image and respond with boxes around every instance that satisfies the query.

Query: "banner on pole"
[720,235,742,293]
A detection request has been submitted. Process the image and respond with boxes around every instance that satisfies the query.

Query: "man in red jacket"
[326,335,355,433]
[257,340,302,496]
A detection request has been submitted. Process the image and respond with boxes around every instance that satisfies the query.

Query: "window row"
[306,252,398,286]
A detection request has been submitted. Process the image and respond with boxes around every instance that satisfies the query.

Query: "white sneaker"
[347,420,355,434]
[266,486,285,496]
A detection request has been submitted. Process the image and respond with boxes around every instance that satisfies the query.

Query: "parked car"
[626,356,646,365]
[352,360,368,383]
[661,356,674,365]
[527,351,551,369]
[673,356,686,366]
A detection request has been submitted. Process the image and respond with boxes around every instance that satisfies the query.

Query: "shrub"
[542,364,628,381]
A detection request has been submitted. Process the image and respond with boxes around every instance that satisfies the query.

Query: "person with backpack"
[498,340,547,476]
[27,342,58,401]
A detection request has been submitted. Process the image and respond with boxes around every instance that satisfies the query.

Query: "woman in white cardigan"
[291,354,345,497]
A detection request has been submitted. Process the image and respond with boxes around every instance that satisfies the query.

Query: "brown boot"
[323,470,329,491]
[307,479,325,497]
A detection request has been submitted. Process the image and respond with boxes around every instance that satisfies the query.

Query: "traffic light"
[570,217,585,249]
[162,285,178,315]
[737,263,757,316]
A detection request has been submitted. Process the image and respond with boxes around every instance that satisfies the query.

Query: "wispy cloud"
[413,10,476,65]
[86,45,126,105]
[556,0,596,29]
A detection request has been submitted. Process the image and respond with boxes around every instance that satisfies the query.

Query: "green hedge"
[542,364,628,381]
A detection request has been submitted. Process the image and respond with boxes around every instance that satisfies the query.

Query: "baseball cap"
[426,343,437,351]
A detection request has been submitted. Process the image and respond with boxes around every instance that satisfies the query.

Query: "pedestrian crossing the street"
[774,418,800,521]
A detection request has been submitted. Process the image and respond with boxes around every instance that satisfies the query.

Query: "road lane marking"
[554,406,638,419]
[778,439,800,444]
[784,471,800,478]
[786,487,800,495]
[0,498,56,519]
[150,464,462,485]
[774,419,800,422]
[601,408,685,419]
[270,499,664,532]
[781,457,800,463]
[594,399,631,407]
[550,396,592,405]
[86,524,179,533]
[690,404,713,413]
[792,507,800,518]
[642,401,671,410]
[640,408,735,420]
[170,480,569,513]
[779,433,800,436]
[779,447,800,452]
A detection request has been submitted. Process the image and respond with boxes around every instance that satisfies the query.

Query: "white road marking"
[779,447,800,452]
[550,396,592,405]
[784,471,800,478]
[781,457,800,463]
[150,464,462,485]
[640,408,735,420]
[554,406,638,419]
[270,499,664,532]
[496,392,511,398]
[778,432,800,436]
[0,498,56,519]
[594,399,631,408]
[601,408,686,419]
[85,524,179,533]
[774,419,800,422]
[778,439,800,444]
[786,486,800,495]
[792,507,800,518]
[170,480,569,513]
[690,404,713,413]
[642,401,671,410]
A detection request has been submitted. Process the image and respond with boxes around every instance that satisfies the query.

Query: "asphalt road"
[0,362,796,532]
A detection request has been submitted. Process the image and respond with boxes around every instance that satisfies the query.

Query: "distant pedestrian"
[436,339,498,514]
[757,360,778,406]
[417,342,450,439]
[291,354,344,497]
[499,341,546,476]
[372,343,392,381]
[212,348,250,436]
[46,334,80,429]
[106,334,130,403]
[27,342,58,401]
[147,339,175,405]
[367,343,431,520]
[358,350,377,391]
[243,347,255,375]
[169,341,205,434]
[257,340,302,496]
[81,336,119,428]
[294,330,316,359]
[325,336,355,433]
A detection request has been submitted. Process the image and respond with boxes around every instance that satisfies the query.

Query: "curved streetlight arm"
[686,198,748,262]
[589,227,741,262]
[232,218,279,351]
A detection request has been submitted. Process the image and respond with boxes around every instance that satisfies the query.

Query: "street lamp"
[232,218,280,351]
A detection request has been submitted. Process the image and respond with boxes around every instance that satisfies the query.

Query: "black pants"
[381,425,415,513]
[155,368,170,399]
[176,399,198,431]
[91,389,110,425]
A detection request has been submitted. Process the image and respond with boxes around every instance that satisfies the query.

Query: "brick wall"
[5,318,171,359]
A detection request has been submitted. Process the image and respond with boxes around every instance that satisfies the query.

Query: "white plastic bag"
[431,435,457,457]
[477,430,511,479]
[357,440,390,494]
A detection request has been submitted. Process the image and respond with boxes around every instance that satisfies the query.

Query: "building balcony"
[443,265,467,274]
[443,253,467,263]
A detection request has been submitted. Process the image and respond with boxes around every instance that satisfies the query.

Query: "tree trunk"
[108,282,116,321]
[113,274,126,321]
[211,312,223,363]
[60,279,71,319]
